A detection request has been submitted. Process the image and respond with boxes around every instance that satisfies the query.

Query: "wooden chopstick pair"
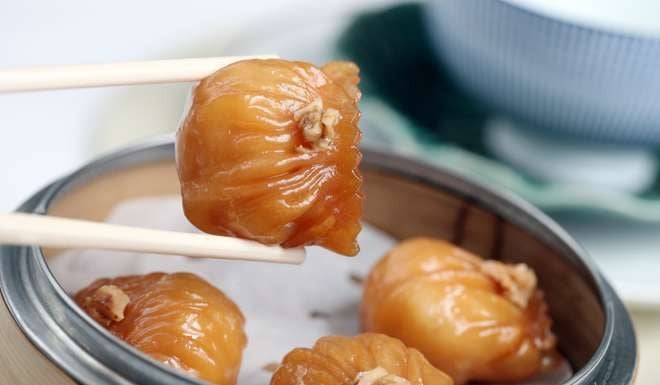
[0,55,306,265]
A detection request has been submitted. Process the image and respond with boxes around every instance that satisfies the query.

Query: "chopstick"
[0,55,277,92]
[0,212,305,265]
[0,55,303,264]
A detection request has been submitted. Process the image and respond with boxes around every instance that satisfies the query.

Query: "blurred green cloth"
[337,3,660,222]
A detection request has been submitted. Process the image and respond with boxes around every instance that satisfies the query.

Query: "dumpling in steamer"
[75,272,246,385]
[270,333,454,385]
[361,238,561,385]
[177,59,363,256]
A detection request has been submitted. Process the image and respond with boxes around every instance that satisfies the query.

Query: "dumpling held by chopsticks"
[177,59,363,256]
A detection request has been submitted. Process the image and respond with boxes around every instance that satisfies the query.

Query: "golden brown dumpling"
[361,238,559,385]
[270,333,453,385]
[177,59,363,256]
[75,272,246,385]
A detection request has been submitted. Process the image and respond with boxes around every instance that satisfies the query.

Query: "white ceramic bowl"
[425,0,660,145]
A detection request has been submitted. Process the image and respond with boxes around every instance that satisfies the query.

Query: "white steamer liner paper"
[48,196,570,385]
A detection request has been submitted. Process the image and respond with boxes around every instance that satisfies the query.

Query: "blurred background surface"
[1,0,658,383]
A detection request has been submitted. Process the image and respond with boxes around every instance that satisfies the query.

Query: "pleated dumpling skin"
[270,333,454,385]
[75,272,246,385]
[177,59,363,256]
[361,238,561,385]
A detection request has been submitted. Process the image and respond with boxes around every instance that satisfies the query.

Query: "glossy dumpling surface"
[361,238,560,385]
[177,59,363,255]
[270,333,454,385]
[75,272,246,385]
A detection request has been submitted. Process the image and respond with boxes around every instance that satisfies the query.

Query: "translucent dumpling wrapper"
[177,59,363,256]
[75,272,247,385]
[361,238,561,385]
[270,333,454,385]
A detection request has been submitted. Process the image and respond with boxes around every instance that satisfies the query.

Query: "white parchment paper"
[48,196,570,385]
